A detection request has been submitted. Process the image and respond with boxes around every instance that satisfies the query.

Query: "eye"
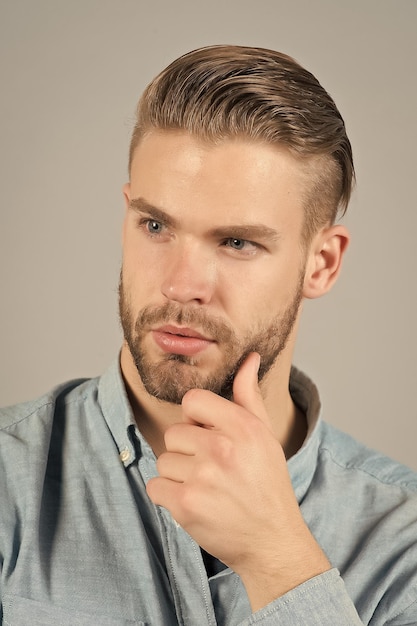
[224,237,258,254]
[146,219,164,235]
[229,238,246,250]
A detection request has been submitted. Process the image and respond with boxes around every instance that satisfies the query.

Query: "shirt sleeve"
[240,569,363,625]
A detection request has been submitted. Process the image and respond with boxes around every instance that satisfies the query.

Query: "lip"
[155,325,212,340]
[151,325,215,357]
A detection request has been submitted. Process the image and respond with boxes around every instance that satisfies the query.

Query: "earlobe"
[303,225,350,299]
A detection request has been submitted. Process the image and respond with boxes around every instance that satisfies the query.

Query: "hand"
[146,353,330,610]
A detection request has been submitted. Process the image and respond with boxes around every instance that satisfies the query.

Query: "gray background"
[1,0,416,469]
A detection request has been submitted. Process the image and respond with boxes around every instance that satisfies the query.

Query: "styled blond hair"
[129,45,355,239]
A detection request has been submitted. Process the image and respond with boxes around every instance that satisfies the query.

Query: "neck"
[120,344,307,459]
[259,361,307,459]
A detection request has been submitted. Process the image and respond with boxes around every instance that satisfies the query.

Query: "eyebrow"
[209,224,280,243]
[129,197,281,243]
[129,198,178,229]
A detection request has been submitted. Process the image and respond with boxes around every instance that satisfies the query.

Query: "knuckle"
[164,423,185,449]
[163,428,175,450]
[156,453,168,475]
[146,477,158,501]
[177,486,198,517]
[194,460,216,485]
[212,433,235,465]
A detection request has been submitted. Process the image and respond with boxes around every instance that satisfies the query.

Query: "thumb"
[232,353,271,427]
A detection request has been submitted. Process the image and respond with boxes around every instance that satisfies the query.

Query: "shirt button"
[119,448,131,463]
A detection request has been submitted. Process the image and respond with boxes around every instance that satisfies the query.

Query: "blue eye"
[146,220,164,234]
[229,238,244,249]
[223,237,259,256]
[228,238,247,250]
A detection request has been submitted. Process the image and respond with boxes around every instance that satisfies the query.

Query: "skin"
[120,130,349,612]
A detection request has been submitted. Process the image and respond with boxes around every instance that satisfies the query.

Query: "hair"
[128,45,355,242]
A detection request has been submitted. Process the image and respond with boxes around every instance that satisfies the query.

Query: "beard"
[118,271,304,405]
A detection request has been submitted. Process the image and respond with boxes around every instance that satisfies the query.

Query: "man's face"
[120,131,309,404]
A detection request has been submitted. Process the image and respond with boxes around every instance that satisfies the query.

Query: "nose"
[161,241,215,305]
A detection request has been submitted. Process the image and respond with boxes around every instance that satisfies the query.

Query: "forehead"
[129,131,309,230]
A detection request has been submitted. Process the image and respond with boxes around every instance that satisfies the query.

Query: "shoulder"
[0,377,97,433]
[289,366,417,492]
[319,421,417,492]
[0,376,100,522]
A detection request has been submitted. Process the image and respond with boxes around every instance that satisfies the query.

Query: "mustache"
[134,302,235,343]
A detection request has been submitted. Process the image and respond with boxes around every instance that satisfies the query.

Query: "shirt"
[1,360,417,625]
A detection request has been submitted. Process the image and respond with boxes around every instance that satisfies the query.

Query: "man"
[1,45,416,625]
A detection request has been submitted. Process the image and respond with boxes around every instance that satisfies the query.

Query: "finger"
[232,352,271,428]
[181,355,267,431]
[146,475,183,511]
[181,386,249,432]
[181,387,224,428]
[164,421,217,454]
[147,476,205,533]
[157,451,193,483]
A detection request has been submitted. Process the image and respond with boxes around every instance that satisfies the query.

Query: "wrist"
[238,530,331,612]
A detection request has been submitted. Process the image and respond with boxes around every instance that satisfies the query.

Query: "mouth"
[151,325,215,357]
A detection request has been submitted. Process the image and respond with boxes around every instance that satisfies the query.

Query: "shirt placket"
[139,445,217,626]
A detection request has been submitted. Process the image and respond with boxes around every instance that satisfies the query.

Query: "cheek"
[123,234,166,290]
[221,261,303,331]
[224,259,297,303]
[218,270,272,327]
[121,262,155,313]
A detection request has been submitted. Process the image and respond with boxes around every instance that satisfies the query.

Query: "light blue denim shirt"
[1,359,417,625]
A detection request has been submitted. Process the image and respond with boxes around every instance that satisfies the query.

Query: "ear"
[121,183,131,246]
[122,182,131,210]
[303,224,350,299]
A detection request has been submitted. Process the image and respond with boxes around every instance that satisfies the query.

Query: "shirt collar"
[97,358,323,496]
[98,357,138,468]
[287,365,323,502]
